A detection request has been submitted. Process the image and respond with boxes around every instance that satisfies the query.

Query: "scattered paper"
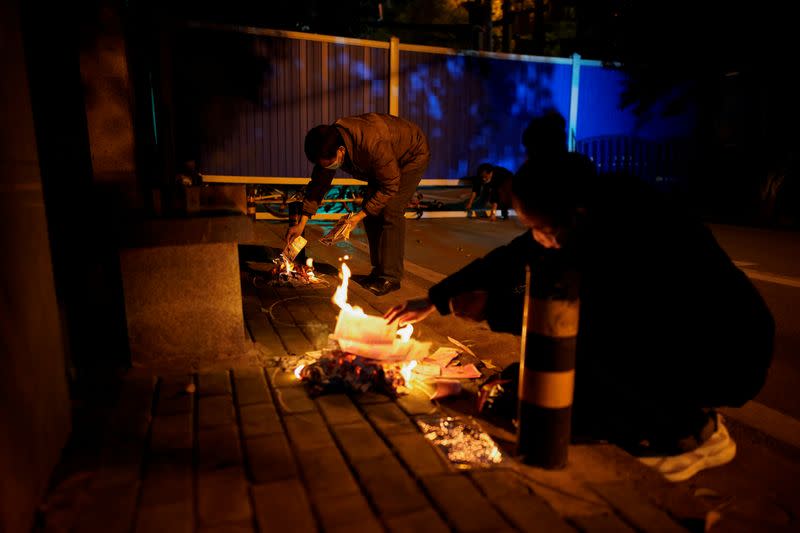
[481,359,498,370]
[412,363,441,377]
[447,337,477,357]
[430,379,462,400]
[425,347,459,367]
[441,364,481,379]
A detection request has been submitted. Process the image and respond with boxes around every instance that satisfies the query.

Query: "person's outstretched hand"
[285,222,305,244]
[384,297,436,325]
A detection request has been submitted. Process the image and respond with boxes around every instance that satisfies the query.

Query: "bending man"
[288,113,430,296]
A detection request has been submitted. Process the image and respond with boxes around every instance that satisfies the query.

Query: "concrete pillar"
[0,2,71,531]
[516,261,580,469]
[79,2,141,210]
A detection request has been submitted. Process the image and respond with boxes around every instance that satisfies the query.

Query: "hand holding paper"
[320,213,358,245]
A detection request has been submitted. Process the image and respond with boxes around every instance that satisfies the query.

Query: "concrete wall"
[0,2,72,532]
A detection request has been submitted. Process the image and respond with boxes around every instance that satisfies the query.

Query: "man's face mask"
[322,147,345,170]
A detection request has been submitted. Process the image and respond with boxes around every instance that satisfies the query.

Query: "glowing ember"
[294,364,305,379]
[296,352,411,396]
[261,249,323,287]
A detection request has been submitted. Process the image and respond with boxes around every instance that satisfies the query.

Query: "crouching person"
[385,147,774,482]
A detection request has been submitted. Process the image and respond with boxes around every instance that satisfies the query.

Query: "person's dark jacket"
[302,113,430,217]
[429,174,774,414]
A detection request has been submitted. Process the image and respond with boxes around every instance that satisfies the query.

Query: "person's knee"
[381,203,406,222]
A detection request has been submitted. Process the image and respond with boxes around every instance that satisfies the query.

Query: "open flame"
[400,360,418,384]
[332,262,366,316]
[282,255,295,274]
[397,323,413,342]
[330,261,431,363]
[291,259,431,393]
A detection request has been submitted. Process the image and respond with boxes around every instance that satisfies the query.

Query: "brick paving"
[36,228,737,533]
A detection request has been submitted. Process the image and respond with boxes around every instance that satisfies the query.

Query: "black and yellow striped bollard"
[516,262,580,469]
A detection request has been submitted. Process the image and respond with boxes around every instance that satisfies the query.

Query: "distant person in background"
[289,113,430,296]
[465,163,513,221]
[521,108,571,161]
[175,159,203,187]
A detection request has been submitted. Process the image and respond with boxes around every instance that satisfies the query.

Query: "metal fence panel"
[399,51,573,179]
[172,28,389,177]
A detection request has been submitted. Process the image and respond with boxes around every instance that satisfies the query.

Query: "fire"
[397,323,413,342]
[400,360,418,384]
[305,258,316,279]
[294,364,305,379]
[282,255,295,274]
[332,262,365,316]
[329,259,431,369]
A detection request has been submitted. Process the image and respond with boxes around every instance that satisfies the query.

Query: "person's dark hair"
[477,162,494,175]
[522,109,567,159]
[304,125,343,162]
[512,153,594,226]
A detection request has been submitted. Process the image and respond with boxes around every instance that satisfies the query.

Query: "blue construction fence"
[167,24,697,189]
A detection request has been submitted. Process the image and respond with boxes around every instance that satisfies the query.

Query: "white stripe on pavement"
[344,236,448,284]
[721,401,800,450]
[732,260,800,288]
[739,268,800,288]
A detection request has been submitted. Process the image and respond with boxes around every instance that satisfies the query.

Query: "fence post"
[389,36,400,116]
[516,263,580,469]
[568,53,581,152]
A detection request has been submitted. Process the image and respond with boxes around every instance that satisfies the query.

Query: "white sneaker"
[638,413,736,482]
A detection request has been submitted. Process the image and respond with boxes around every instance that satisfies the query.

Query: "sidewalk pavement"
[35,220,799,533]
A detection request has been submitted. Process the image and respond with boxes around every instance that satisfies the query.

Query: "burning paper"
[329,262,430,362]
[264,254,322,287]
[283,236,307,261]
[441,364,482,379]
[425,347,460,367]
[412,363,441,378]
[416,416,505,469]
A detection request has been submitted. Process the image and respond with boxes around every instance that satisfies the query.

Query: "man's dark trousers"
[363,156,429,283]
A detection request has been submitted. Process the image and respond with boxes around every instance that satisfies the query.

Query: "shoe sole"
[368,287,401,296]
[639,415,737,483]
